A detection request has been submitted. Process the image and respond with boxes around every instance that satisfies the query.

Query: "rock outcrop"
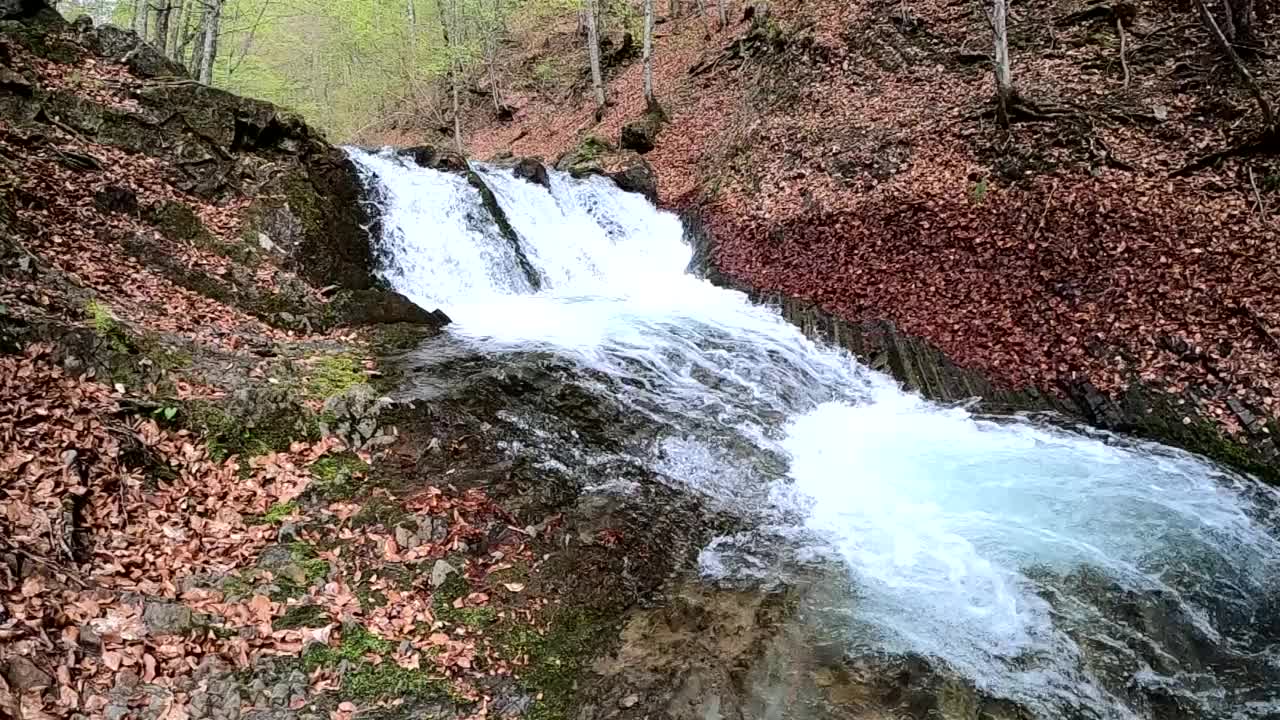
[556,135,658,202]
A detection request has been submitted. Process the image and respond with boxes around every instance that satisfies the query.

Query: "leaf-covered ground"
[470,0,1280,470]
[1,20,597,720]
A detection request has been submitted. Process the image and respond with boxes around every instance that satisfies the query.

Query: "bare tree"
[642,0,655,106]
[153,0,170,54]
[168,0,185,60]
[434,0,464,151]
[198,0,221,84]
[131,0,145,36]
[585,0,606,118]
[486,0,505,114]
[987,0,1013,127]
[668,0,678,17]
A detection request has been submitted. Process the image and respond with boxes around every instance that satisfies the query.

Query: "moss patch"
[302,624,452,702]
[262,501,298,524]
[306,354,365,399]
[308,452,369,501]
[496,608,612,720]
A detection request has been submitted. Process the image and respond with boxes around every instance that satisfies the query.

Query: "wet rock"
[321,384,393,450]
[512,157,550,188]
[277,522,302,543]
[3,656,52,690]
[143,601,194,636]
[400,145,469,173]
[431,559,458,588]
[606,152,658,202]
[0,65,31,93]
[329,288,451,328]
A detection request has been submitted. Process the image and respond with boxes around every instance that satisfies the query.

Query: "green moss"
[308,452,370,501]
[273,604,330,630]
[496,608,612,720]
[84,299,131,353]
[289,543,331,584]
[263,501,298,524]
[344,663,451,701]
[307,354,365,399]
[576,135,614,161]
[302,624,394,670]
[219,573,254,600]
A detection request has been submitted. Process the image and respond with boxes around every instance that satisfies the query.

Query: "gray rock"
[3,656,52,690]
[321,384,392,450]
[143,601,194,636]
[394,525,419,549]
[619,693,640,708]
[431,559,459,588]
[277,522,302,543]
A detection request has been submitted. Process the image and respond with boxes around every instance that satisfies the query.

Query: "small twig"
[1116,16,1130,89]
[1033,180,1058,240]
[1248,165,1268,220]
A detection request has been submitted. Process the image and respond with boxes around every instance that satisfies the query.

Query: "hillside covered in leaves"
[463,0,1280,477]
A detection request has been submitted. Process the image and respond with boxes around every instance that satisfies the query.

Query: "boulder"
[556,136,658,202]
[400,145,469,173]
[620,108,666,154]
[605,152,658,202]
[512,157,550,188]
[85,24,188,79]
[0,0,51,20]
[330,288,452,328]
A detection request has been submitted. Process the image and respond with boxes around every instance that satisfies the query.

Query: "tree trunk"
[716,0,727,28]
[405,0,415,27]
[131,0,145,36]
[988,0,1013,127]
[668,0,678,18]
[198,0,221,85]
[586,0,606,116]
[168,0,185,60]
[642,0,655,105]
[154,0,170,54]
[188,6,204,74]
[487,0,503,113]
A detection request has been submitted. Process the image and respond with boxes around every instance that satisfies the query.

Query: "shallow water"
[350,147,1280,719]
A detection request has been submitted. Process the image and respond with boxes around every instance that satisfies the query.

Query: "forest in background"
[50,0,668,140]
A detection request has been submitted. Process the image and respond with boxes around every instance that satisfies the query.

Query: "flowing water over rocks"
[349,148,1280,720]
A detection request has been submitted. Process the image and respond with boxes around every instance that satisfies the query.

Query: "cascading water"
[349,148,1280,720]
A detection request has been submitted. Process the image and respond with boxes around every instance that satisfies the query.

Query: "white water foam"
[348,147,1280,719]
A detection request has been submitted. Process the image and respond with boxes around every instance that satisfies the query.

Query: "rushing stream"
[349,148,1280,720]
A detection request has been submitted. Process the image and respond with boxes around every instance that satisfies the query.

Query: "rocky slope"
[470,0,1280,480]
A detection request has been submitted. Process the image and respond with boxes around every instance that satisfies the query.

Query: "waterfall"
[348,147,1280,720]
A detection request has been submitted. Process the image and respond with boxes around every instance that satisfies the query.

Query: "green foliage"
[495,608,610,720]
[85,299,129,351]
[302,624,451,701]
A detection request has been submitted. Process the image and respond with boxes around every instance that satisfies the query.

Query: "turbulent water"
[349,148,1280,720]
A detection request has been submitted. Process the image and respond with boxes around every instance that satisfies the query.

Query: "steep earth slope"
[470,0,1280,478]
